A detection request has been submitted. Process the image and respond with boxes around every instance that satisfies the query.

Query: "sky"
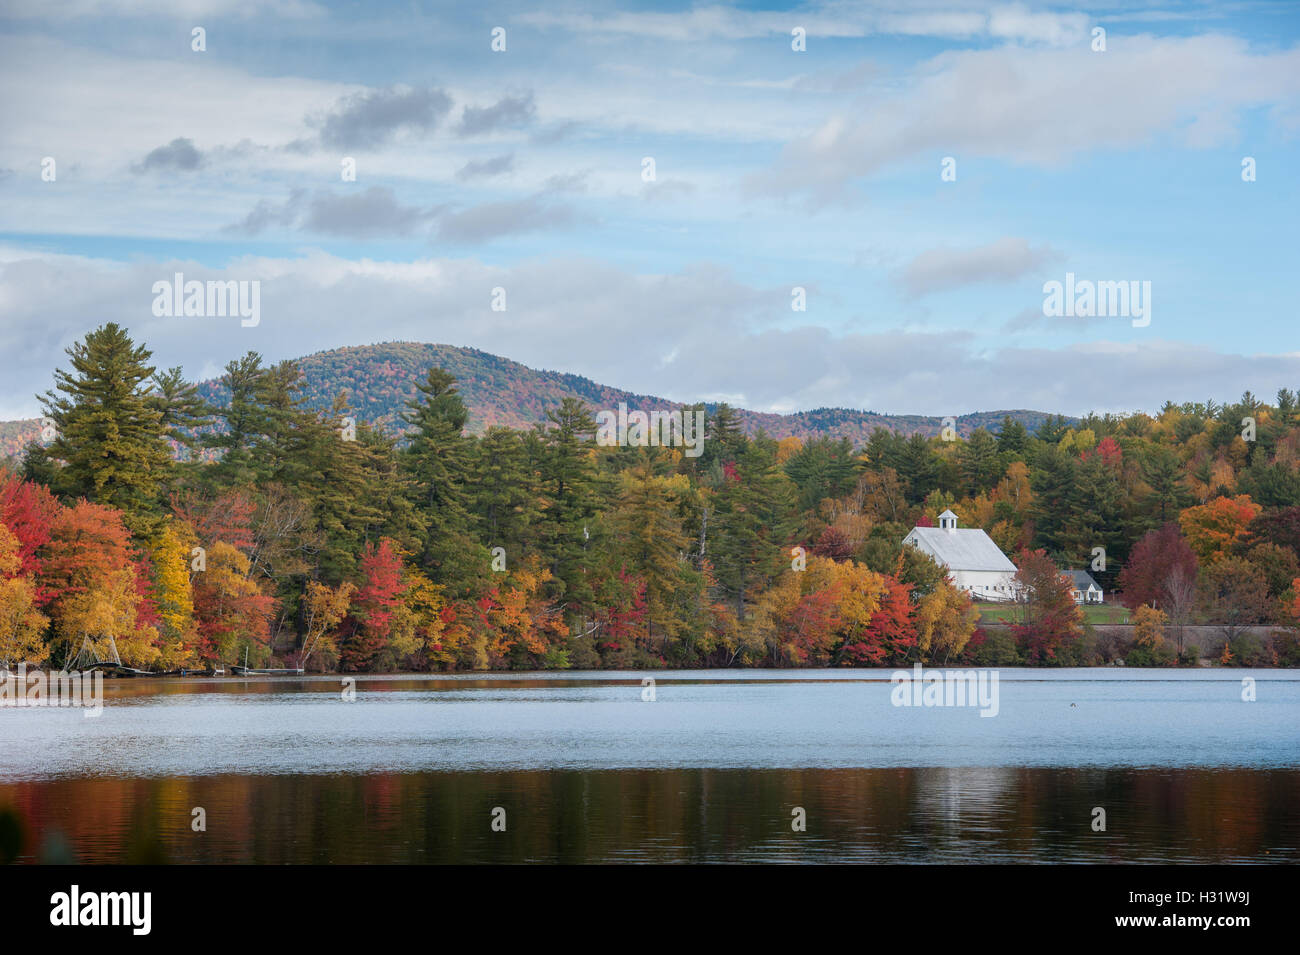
[0,0,1298,422]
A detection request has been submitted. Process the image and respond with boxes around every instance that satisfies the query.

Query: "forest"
[2,322,1299,673]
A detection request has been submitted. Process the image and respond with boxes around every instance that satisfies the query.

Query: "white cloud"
[1,246,1296,422]
[5,0,325,20]
[0,36,350,179]
[518,2,1091,45]
[750,33,1300,199]
[897,238,1063,298]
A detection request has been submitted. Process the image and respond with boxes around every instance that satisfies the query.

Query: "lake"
[1,669,1297,863]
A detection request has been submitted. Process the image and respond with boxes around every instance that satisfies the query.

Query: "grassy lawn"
[976,602,1130,625]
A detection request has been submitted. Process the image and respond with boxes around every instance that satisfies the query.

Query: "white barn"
[903,510,1020,601]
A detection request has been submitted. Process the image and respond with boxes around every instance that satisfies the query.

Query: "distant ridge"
[0,341,1066,457]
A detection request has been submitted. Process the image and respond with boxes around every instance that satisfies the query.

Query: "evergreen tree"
[401,368,476,587]
[1029,444,1077,556]
[470,426,542,558]
[783,436,858,513]
[710,437,797,620]
[1239,459,1300,508]
[28,323,173,537]
[299,402,423,583]
[607,455,700,651]
[1139,445,1190,527]
[958,428,1002,495]
[1275,388,1296,426]
[1036,415,1071,444]
[251,360,315,480]
[203,352,270,487]
[896,433,940,504]
[150,366,213,455]
[1061,451,1125,566]
[538,398,603,611]
[864,427,906,475]
[700,402,746,469]
[996,416,1029,457]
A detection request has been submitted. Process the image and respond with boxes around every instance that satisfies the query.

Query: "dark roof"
[1065,570,1101,590]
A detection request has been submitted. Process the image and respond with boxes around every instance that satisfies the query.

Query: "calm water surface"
[2,669,1297,863]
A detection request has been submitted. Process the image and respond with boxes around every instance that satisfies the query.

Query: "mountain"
[0,419,41,461]
[0,341,1064,458]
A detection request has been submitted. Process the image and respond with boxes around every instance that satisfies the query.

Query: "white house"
[903,510,1020,601]
[1064,570,1104,604]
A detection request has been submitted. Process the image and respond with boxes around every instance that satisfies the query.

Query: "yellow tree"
[60,567,160,669]
[389,568,464,668]
[151,520,198,667]
[961,493,995,531]
[0,525,48,666]
[298,579,355,671]
[990,460,1034,550]
[1133,605,1167,648]
[700,600,765,666]
[1060,428,1096,454]
[191,541,273,665]
[743,570,807,663]
[810,557,889,657]
[745,557,889,666]
[914,580,979,663]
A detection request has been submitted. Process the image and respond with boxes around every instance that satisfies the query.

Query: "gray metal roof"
[1064,570,1101,590]
[904,526,1018,573]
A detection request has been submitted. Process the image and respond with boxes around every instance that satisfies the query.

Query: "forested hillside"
[2,324,1298,675]
[0,341,1063,457]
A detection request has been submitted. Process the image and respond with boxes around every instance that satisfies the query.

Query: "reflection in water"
[3,670,1298,777]
[2,671,1297,863]
[2,767,1297,863]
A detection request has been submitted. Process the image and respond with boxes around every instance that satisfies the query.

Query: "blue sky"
[1,0,1298,421]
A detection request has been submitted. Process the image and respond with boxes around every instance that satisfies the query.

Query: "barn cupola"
[938,509,958,533]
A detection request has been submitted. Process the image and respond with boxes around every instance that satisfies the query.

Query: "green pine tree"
[203,352,271,487]
[996,416,1029,457]
[28,323,173,537]
[470,426,542,559]
[401,368,477,587]
[538,398,603,612]
[959,428,1002,495]
[150,366,213,456]
[607,455,701,652]
[710,437,797,620]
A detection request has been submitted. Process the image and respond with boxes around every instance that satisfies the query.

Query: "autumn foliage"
[3,323,1299,672]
